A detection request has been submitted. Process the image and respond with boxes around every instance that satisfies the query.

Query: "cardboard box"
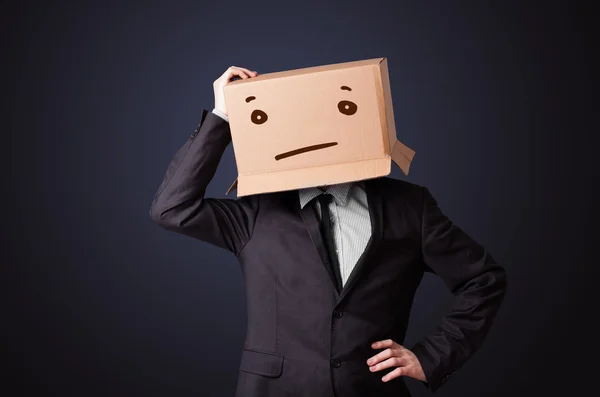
[223,57,415,196]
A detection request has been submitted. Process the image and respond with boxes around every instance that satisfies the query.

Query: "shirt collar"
[298,181,355,209]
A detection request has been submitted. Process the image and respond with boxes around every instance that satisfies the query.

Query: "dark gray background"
[3,1,597,396]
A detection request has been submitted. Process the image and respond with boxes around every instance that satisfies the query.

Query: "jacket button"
[333,310,343,318]
[331,359,341,368]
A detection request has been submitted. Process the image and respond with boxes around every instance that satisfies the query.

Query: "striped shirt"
[298,181,372,287]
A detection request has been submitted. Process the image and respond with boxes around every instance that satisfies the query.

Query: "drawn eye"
[338,100,357,116]
[251,109,268,124]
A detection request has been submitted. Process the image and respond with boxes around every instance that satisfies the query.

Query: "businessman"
[149,66,507,397]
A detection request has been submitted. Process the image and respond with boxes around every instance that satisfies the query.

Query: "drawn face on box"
[225,68,386,176]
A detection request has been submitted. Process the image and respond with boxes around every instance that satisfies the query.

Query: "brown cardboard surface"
[223,57,414,196]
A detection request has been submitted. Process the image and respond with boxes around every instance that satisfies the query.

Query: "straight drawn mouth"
[275,142,338,160]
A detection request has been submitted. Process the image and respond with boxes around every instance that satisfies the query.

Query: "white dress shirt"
[298,182,372,287]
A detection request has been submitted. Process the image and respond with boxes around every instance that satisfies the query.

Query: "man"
[149,66,507,396]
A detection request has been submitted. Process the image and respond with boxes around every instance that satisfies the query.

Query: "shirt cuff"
[212,108,229,122]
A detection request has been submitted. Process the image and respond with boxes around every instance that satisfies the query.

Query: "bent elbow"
[485,264,508,309]
[149,198,203,232]
[149,201,172,229]
[498,266,508,298]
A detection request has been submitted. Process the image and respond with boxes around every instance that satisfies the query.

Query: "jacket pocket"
[239,348,284,377]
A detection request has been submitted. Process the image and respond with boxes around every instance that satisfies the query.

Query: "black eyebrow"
[246,96,256,103]
[340,86,352,91]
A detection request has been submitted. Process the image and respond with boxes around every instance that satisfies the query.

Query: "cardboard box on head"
[223,57,415,197]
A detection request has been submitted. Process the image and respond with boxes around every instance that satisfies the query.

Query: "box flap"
[225,177,238,195]
[390,139,415,175]
[227,157,391,196]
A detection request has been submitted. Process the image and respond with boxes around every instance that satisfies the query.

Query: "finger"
[229,68,250,80]
[371,339,398,349]
[367,348,396,366]
[220,66,236,79]
[369,357,406,373]
[382,366,405,382]
[235,66,258,76]
[220,67,250,82]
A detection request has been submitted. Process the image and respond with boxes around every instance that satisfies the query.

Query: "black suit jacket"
[150,109,507,396]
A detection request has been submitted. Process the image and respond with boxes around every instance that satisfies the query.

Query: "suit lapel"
[297,194,341,298]
[337,178,383,303]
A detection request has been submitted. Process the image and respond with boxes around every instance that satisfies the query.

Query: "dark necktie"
[315,193,343,293]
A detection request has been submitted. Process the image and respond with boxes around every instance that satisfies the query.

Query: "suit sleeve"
[410,187,507,392]
[149,109,259,255]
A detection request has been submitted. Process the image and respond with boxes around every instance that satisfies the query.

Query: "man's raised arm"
[149,66,260,255]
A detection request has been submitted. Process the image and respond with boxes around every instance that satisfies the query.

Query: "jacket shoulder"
[375,176,424,197]
[370,176,425,212]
